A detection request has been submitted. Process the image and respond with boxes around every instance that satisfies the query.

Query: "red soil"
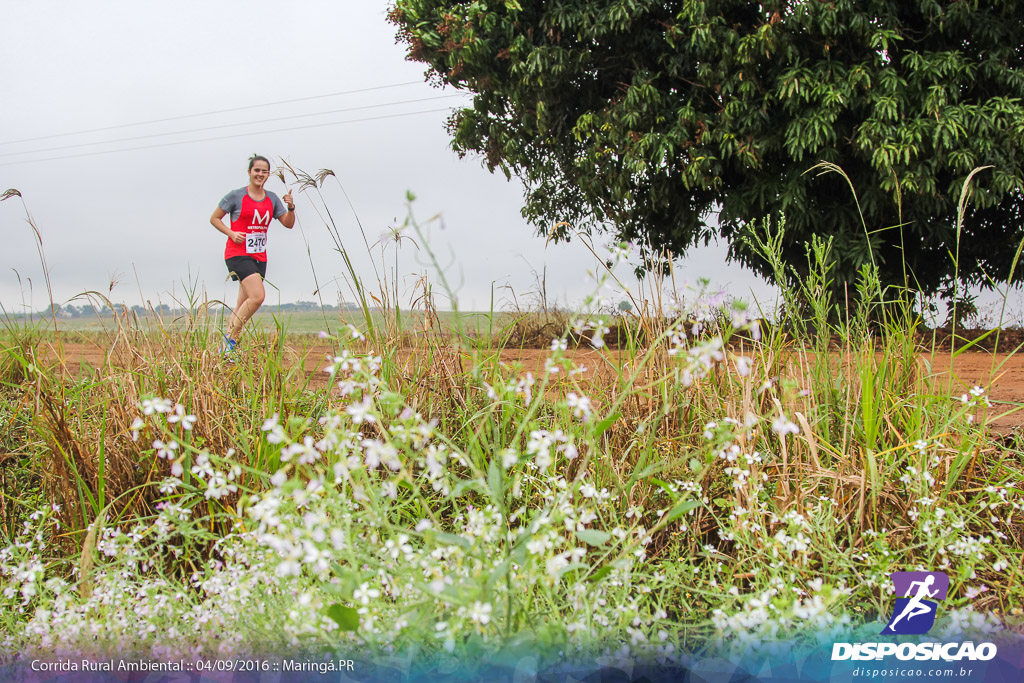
[36,341,1024,434]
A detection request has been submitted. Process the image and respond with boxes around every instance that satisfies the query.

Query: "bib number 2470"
[246,231,267,255]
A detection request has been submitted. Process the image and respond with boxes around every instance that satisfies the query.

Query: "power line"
[0,107,462,168]
[0,94,470,159]
[0,81,430,147]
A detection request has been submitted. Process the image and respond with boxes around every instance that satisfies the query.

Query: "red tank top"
[224,192,275,262]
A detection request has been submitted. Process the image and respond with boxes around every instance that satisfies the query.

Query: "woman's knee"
[241,275,265,309]
[242,290,264,309]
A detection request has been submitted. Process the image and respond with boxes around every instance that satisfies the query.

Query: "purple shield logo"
[881,571,950,635]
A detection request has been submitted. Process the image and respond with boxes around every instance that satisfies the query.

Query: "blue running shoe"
[221,335,237,357]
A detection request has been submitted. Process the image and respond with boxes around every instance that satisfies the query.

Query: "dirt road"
[34,341,1024,433]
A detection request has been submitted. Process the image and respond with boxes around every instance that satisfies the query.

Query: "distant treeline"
[10,301,361,319]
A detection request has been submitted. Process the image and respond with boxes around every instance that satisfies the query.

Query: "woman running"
[210,154,295,353]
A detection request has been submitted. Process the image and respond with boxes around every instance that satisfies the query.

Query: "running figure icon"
[881,571,949,635]
[886,575,938,631]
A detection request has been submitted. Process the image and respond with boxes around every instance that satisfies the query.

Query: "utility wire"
[0,81,429,147]
[0,107,461,168]
[0,94,469,159]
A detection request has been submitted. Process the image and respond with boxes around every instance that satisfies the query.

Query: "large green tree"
[390,0,1024,297]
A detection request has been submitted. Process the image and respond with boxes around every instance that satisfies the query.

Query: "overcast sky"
[1,2,776,317]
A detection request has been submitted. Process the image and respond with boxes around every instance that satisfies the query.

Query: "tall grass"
[1,174,1022,667]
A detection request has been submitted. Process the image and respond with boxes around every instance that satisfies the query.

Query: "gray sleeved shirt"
[218,188,287,222]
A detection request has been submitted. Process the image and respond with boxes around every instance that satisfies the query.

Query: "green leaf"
[666,499,701,522]
[588,557,631,583]
[434,532,472,549]
[488,457,504,504]
[592,412,621,438]
[575,529,611,546]
[487,557,512,590]
[379,391,405,414]
[650,478,674,495]
[631,462,660,482]
[324,603,359,631]
[329,562,361,597]
[451,477,485,497]
[558,562,590,578]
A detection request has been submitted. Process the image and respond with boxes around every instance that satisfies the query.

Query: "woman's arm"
[211,207,244,244]
[278,190,296,229]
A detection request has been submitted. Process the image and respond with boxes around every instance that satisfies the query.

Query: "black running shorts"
[225,256,267,282]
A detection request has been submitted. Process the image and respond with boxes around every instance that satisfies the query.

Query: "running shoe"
[221,335,238,357]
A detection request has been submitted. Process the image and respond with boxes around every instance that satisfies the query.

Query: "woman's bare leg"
[227,273,265,340]
[226,282,243,335]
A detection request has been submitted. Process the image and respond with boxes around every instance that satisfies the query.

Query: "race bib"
[246,231,267,255]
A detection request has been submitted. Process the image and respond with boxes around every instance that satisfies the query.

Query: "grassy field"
[9,309,578,353]
[2,177,1022,674]
[11,309,487,334]
[2,280,1022,668]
